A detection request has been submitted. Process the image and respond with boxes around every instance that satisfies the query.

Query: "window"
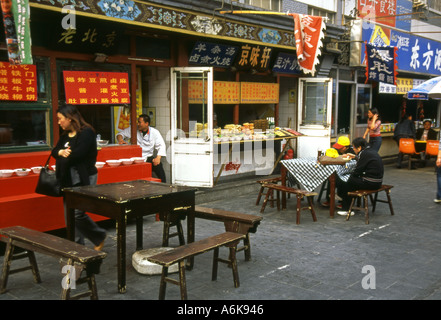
[308,6,335,24]
[0,57,51,152]
[243,0,280,11]
[301,81,330,126]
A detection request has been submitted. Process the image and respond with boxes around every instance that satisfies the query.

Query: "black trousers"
[337,176,382,210]
[147,156,166,183]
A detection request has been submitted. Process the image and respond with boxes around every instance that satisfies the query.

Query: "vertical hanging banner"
[365,43,397,85]
[289,13,326,76]
[1,0,32,65]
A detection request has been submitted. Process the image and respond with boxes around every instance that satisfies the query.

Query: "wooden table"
[281,156,353,218]
[63,180,197,293]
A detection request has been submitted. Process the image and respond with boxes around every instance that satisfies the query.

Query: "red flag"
[289,14,326,76]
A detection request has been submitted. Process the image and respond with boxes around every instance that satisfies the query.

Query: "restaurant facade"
[1,0,346,187]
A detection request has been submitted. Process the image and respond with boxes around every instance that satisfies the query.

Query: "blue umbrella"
[407,76,441,100]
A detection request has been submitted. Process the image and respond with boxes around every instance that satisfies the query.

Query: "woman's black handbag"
[35,154,62,197]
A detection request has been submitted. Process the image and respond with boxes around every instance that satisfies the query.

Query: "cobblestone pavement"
[1,162,441,304]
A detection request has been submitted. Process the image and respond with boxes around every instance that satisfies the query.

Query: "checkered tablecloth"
[281,158,356,192]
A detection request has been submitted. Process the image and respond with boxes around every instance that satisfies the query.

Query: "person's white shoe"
[337,210,354,216]
[434,199,441,203]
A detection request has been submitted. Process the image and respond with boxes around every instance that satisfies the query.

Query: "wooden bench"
[0,226,107,300]
[261,184,318,224]
[147,232,245,300]
[194,206,262,261]
[346,185,394,224]
[256,176,282,206]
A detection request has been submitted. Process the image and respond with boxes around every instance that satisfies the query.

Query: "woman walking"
[52,105,106,251]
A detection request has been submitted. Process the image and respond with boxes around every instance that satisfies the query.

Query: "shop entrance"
[297,78,333,157]
[170,67,214,187]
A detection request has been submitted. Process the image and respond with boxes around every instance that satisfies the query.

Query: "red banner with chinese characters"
[0,61,37,101]
[63,71,130,105]
[289,14,326,76]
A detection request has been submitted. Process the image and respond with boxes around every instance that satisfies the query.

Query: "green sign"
[11,0,32,64]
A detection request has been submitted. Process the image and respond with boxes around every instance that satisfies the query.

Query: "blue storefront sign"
[189,41,238,68]
[362,22,441,76]
[272,52,302,75]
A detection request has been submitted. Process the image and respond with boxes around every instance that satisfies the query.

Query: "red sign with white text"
[63,71,130,105]
[358,0,396,28]
[0,62,37,101]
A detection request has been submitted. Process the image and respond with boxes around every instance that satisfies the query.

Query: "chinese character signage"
[378,82,396,94]
[361,21,441,76]
[358,0,396,28]
[365,43,397,85]
[240,82,279,104]
[188,80,240,104]
[289,13,326,76]
[272,52,302,74]
[396,78,413,94]
[0,62,37,101]
[236,44,272,71]
[53,22,122,55]
[189,41,238,68]
[63,71,130,105]
[1,0,32,65]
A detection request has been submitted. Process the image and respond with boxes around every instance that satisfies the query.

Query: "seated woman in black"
[336,137,384,216]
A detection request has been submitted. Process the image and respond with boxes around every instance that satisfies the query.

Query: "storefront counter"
[0,145,159,232]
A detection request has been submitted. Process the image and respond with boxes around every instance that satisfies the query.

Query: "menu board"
[0,62,37,101]
[188,80,240,104]
[63,71,130,105]
[240,82,279,104]
[188,80,279,104]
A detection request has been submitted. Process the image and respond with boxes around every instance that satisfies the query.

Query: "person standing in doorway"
[117,114,167,182]
[363,108,382,153]
[52,105,106,251]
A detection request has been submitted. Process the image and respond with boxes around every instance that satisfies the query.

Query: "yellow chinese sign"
[188,80,240,104]
[240,82,279,104]
[188,80,279,104]
[396,78,413,95]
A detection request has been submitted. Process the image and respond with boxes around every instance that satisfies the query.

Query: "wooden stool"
[346,185,394,224]
[261,184,318,224]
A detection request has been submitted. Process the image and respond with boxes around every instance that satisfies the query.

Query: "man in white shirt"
[117,114,167,182]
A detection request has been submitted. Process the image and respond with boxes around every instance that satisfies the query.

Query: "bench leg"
[307,196,317,222]
[346,197,357,221]
[260,188,272,213]
[88,274,99,300]
[296,194,302,224]
[386,190,395,216]
[256,185,265,205]
[363,195,370,224]
[243,234,251,261]
[159,266,169,300]
[178,260,187,300]
[0,240,14,294]
[212,247,219,282]
[162,220,171,247]
[229,247,240,288]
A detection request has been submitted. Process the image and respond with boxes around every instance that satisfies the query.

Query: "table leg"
[116,213,127,293]
[329,173,336,218]
[281,165,287,209]
[64,201,75,242]
[136,216,143,251]
[186,205,195,270]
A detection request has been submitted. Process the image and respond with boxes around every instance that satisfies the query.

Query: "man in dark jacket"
[336,137,384,216]
[394,113,416,168]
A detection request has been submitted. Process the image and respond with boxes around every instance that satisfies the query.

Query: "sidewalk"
[1,162,441,301]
